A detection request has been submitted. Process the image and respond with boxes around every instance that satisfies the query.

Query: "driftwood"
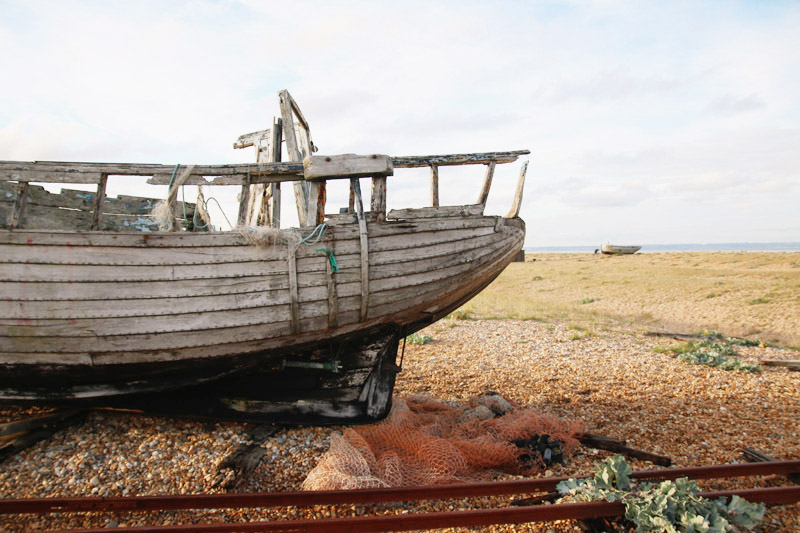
[760,359,800,371]
[212,424,280,490]
[0,409,87,461]
[742,448,800,483]
[579,433,672,467]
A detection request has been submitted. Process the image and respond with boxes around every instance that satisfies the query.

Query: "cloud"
[707,93,766,115]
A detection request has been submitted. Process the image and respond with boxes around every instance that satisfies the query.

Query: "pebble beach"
[1,253,799,531]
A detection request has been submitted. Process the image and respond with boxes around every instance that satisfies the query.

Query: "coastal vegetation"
[457,252,800,347]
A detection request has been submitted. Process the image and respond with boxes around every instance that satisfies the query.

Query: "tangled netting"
[302,394,586,490]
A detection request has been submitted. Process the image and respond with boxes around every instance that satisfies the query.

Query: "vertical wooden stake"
[430,165,439,207]
[307,181,326,226]
[9,182,29,230]
[237,176,251,227]
[476,161,496,208]
[287,245,300,335]
[269,117,282,228]
[280,91,309,227]
[352,178,370,322]
[90,173,108,231]
[371,176,387,222]
[505,161,528,219]
[325,252,338,329]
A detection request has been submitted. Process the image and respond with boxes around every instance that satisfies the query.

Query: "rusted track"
[2,460,798,516]
[48,486,800,533]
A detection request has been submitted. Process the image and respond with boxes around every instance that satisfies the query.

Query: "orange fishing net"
[303,394,585,490]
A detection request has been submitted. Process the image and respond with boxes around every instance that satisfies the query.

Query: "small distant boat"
[600,243,641,255]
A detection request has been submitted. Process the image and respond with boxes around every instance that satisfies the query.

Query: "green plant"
[748,297,770,305]
[448,309,475,321]
[405,333,433,345]
[557,456,765,532]
[579,297,596,304]
[532,275,544,281]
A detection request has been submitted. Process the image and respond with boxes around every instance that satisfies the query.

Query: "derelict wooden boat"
[0,91,528,422]
[600,243,641,255]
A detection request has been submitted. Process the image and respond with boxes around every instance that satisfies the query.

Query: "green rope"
[315,247,339,273]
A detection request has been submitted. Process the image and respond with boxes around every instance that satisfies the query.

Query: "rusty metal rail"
[46,487,800,533]
[3,459,798,516]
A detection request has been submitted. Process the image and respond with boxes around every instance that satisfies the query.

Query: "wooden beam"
[476,162,495,207]
[0,151,529,186]
[370,176,387,222]
[307,181,326,227]
[9,182,28,230]
[505,160,528,219]
[303,154,393,181]
[324,250,339,329]
[268,117,282,228]
[287,245,300,335]
[388,204,484,220]
[237,177,251,227]
[392,151,529,168]
[90,174,108,231]
[430,165,439,207]
[233,129,271,149]
[351,178,370,322]
[279,91,309,227]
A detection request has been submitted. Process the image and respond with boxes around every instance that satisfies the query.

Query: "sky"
[1,0,798,247]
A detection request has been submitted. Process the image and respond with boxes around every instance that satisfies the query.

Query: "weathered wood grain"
[388,204,485,220]
[430,165,439,207]
[352,178,370,321]
[8,182,28,230]
[370,176,387,222]
[90,174,108,230]
[391,150,529,168]
[506,160,528,219]
[303,154,392,181]
[476,162,496,207]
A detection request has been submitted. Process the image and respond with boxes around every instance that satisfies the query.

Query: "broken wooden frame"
[1,150,529,232]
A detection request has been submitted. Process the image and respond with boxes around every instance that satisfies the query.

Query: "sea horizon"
[525,242,800,253]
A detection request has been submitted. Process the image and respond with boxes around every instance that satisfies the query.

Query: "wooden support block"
[90,174,108,230]
[430,165,439,207]
[371,176,387,222]
[304,154,393,181]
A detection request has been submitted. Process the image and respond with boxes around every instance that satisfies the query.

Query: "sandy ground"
[0,317,798,532]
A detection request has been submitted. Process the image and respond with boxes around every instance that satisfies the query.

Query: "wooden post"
[505,160,528,219]
[9,182,29,230]
[237,175,251,227]
[279,90,309,227]
[351,178,370,322]
[430,165,439,207]
[476,161,496,207]
[268,117,282,228]
[90,173,108,230]
[349,182,356,213]
[307,181,326,226]
[370,176,387,222]
[287,245,300,335]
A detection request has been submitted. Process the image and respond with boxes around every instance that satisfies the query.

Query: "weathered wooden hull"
[0,214,524,420]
